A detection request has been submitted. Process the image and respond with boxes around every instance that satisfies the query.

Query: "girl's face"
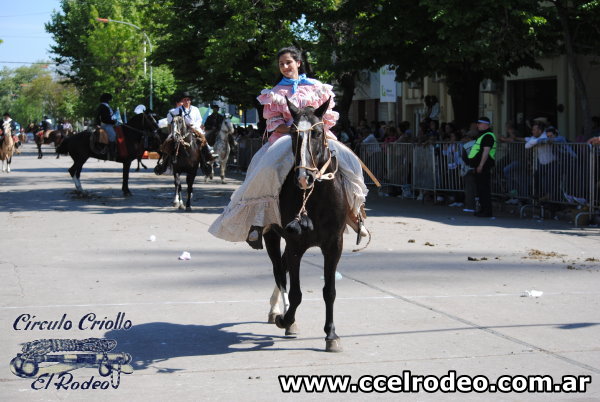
[278,53,301,80]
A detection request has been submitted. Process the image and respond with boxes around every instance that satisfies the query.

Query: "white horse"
[207,118,235,183]
[0,121,15,173]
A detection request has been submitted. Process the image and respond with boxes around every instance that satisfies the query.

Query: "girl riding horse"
[209,46,368,247]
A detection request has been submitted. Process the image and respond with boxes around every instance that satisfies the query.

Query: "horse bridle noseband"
[292,121,338,183]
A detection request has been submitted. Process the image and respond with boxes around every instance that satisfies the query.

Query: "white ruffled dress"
[208,82,368,242]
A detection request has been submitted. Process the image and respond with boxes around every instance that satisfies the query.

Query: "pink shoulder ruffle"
[257,83,339,135]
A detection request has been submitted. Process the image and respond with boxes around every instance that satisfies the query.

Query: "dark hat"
[100,93,112,102]
[3,112,10,117]
[210,104,220,109]
[477,116,491,125]
[179,91,193,100]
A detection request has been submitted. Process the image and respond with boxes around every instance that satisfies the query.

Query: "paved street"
[1,143,599,401]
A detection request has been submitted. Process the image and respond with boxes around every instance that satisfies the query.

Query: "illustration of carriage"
[10,338,133,379]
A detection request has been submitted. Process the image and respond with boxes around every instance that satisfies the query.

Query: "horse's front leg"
[173,172,184,209]
[220,151,228,184]
[122,160,133,196]
[264,231,288,324]
[184,171,195,211]
[275,247,304,336]
[322,238,343,352]
[37,143,42,159]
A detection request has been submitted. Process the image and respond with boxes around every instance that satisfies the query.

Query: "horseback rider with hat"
[155,91,213,175]
[205,104,236,151]
[2,112,21,150]
[96,93,118,161]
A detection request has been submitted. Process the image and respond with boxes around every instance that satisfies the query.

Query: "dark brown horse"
[263,97,346,352]
[56,111,162,195]
[34,128,64,159]
[164,115,212,211]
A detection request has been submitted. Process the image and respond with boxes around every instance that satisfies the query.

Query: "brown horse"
[35,128,64,159]
[165,115,211,211]
[0,121,15,172]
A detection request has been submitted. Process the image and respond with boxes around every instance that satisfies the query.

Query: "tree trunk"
[445,68,483,129]
[335,71,356,131]
[555,0,592,140]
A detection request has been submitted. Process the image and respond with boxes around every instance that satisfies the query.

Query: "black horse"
[57,111,162,195]
[164,115,211,211]
[263,97,346,352]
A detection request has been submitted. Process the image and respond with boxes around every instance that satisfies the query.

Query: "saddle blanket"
[115,126,128,159]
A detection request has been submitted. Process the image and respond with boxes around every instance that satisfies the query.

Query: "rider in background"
[2,112,21,150]
[154,92,213,175]
[96,93,118,161]
[204,104,225,145]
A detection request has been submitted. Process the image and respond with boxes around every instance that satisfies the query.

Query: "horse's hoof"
[274,315,286,329]
[185,206,192,212]
[178,202,185,210]
[325,338,343,352]
[268,313,278,324]
[285,322,299,337]
[173,201,180,208]
[123,191,133,197]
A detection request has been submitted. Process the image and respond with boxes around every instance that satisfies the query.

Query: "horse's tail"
[56,136,71,155]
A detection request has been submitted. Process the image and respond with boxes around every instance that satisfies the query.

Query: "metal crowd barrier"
[229,137,264,171]
[357,141,599,226]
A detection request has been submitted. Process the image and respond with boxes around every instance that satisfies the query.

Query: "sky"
[0,0,63,70]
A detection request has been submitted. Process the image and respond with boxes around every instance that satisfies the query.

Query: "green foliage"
[43,0,599,127]
[0,64,79,126]
[46,0,176,117]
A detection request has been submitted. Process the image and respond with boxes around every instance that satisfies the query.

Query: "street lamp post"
[96,18,153,110]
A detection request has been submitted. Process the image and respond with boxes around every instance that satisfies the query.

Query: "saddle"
[90,128,109,154]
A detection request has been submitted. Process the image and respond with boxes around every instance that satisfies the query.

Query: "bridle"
[292,121,337,184]
[291,120,338,222]
[122,113,158,135]
[122,113,159,149]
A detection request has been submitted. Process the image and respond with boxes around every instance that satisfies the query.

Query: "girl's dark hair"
[273,47,306,85]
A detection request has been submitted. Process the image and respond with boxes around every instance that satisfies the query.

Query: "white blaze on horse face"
[298,120,312,190]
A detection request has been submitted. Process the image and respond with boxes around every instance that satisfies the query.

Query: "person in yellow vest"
[468,117,497,217]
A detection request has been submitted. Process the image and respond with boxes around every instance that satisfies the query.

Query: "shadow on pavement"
[104,321,316,372]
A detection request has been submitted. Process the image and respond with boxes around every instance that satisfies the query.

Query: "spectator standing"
[467,117,496,217]
[525,121,557,199]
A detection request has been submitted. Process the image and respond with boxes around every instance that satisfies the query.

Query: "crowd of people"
[327,111,599,218]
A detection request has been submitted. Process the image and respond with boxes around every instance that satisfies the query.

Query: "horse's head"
[221,118,235,136]
[287,96,331,190]
[170,115,188,140]
[129,111,162,150]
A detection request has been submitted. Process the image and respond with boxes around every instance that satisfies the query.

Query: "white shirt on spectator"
[525,132,555,165]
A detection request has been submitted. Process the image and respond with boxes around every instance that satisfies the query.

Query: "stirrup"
[346,215,368,245]
[246,226,263,250]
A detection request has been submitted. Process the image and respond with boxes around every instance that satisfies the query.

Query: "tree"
[550,0,600,138]
[348,0,559,128]
[46,0,176,117]
[0,64,78,126]
[151,0,303,111]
